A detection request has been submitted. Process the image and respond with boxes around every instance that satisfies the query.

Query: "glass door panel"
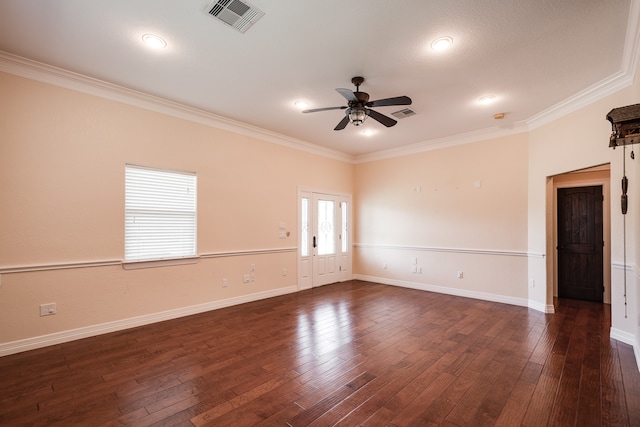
[317,199,335,256]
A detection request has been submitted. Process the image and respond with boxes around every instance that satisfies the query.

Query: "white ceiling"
[0,0,637,159]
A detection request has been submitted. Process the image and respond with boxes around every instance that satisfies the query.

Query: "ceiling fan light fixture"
[294,100,309,109]
[348,108,367,126]
[303,76,408,130]
[431,36,453,51]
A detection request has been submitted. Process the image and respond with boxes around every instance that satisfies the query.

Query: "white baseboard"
[0,285,298,357]
[354,274,531,309]
[610,327,640,373]
[528,300,556,314]
[611,328,636,346]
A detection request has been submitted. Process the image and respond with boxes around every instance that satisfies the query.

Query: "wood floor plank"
[286,372,376,426]
[409,366,483,425]
[332,348,444,426]
[0,281,639,426]
[388,371,457,425]
[444,358,506,425]
[619,341,640,424]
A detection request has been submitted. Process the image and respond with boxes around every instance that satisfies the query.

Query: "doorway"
[551,165,611,305]
[298,190,352,290]
[557,185,604,302]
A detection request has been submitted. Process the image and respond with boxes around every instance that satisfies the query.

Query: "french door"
[298,190,351,289]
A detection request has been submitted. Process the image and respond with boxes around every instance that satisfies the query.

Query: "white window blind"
[125,165,197,262]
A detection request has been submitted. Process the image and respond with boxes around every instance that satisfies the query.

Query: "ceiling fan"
[302,76,412,130]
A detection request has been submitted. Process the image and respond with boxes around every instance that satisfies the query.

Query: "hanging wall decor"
[606,103,639,214]
[606,103,638,319]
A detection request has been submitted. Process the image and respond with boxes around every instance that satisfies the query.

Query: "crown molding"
[356,0,640,163]
[622,0,640,79]
[0,51,355,164]
[354,121,530,163]
[526,0,640,131]
[356,54,635,163]
[525,70,634,131]
[2,0,639,167]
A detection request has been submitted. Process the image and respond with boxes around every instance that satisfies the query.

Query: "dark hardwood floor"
[1,280,639,426]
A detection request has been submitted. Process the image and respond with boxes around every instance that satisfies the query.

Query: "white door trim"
[297,188,353,290]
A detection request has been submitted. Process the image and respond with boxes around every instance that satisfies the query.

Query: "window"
[341,201,348,253]
[301,197,309,257]
[125,165,197,262]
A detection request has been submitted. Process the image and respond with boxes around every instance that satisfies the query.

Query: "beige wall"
[1,63,638,360]
[353,133,530,304]
[528,71,639,340]
[0,72,353,348]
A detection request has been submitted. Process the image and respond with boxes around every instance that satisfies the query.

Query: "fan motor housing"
[353,92,369,106]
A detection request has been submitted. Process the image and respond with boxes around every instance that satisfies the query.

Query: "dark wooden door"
[557,186,604,302]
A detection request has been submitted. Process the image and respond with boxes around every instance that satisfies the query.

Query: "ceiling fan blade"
[367,109,397,127]
[336,88,357,102]
[334,115,350,130]
[366,96,412,108]
[302,106,347,113]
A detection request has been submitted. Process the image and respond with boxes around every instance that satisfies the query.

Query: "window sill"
[122,257,199,270]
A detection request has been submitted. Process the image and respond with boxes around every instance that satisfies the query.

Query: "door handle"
[313,236,317,248]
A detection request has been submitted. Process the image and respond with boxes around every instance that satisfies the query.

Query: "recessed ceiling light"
[142,34,167,49]
[294,101,309,109]
[431,36,453,51]
[479,95,496,105]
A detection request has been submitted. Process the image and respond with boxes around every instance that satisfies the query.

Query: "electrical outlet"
[243,274,250,283]
[40,303,56,316]
[222,278,228,287]
[250,274,256,282]
[457,271,464,279]
[282,268,287,276]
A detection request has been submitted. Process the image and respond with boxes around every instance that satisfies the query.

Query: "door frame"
[297,187,353,290]
[553,176,610,303]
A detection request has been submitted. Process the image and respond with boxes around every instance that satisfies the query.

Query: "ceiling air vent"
[391,108,416,119]
[205,0,265,34]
